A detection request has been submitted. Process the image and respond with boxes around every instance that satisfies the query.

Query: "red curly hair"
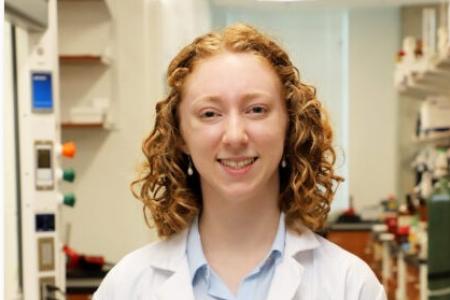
[131,23,344,238]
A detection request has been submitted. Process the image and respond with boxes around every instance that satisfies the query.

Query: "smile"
[217,157,258,170]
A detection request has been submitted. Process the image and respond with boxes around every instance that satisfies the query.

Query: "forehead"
[181,52,282,102]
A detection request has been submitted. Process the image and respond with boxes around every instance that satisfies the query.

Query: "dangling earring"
[281,156,287,168]
[187,157,194,176]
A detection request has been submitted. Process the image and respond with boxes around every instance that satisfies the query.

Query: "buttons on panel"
[57,193,76,207]
[56,168,76,182]
[57,141,76,158]
[57,142,77,207]
[34,142,78,186]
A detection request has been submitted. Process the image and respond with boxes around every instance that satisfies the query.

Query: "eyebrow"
[192,95,221,106]
[192,91,274,106]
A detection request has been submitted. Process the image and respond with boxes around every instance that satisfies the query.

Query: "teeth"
[220,158,256,169]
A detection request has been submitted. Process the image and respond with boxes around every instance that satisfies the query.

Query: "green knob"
[63,193,76,207]
[63,168,76,182]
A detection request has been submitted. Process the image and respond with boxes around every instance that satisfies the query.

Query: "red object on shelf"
[63,245,80,269]
[63,245,105,271]
[343,207,355,216]
[385,215,398,234]
[397,226,410,236]
[396,226,410,244]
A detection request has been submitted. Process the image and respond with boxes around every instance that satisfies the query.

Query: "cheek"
[251,115,288,143]
[249,125,286,159]
[182,120,223,151]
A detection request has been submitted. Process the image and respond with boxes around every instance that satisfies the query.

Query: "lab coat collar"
[149,229,195,300]
[285,225,321,257]
[154,254,195,300]
[148,228,189,272]
[265,227,320,300]
[149,221,321,300]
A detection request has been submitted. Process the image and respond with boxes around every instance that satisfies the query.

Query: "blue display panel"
[31,72,53,111]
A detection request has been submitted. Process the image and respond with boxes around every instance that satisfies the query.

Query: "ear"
[180,144,190,155]
[177,138,190,155]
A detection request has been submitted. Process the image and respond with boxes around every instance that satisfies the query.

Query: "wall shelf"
[435,55,450,70]
[61,122,105,129]
[397,54,450,99]
[59,55,110,65]
[58,0,115,130]
[413,132,450,144]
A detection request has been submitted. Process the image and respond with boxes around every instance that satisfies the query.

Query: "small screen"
[35,214,55,232]
[31,72,53,111]
[37,149,51,168]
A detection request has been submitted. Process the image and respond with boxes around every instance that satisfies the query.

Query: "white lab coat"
[94,225,386,300]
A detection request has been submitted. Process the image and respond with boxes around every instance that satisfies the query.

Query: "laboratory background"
[3,0,450,299]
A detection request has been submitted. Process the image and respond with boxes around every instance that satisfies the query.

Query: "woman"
[94,24,386,299]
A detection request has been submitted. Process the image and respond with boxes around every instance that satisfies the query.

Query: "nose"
[222,114,248,148]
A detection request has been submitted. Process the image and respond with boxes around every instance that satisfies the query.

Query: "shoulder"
[93,229,188,300]
[313,233,366,266]
[312,234,386,299]
[92,242,160,300]
[286,228,385,299]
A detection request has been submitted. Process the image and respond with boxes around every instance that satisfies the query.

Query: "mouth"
[217,157,258,170]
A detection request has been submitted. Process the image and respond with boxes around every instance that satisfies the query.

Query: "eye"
[247,105,268,115]
[200,110,221,119]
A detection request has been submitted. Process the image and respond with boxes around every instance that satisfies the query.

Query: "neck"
[198,186,281,256]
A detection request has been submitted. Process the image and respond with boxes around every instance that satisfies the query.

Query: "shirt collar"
[186,216,208,283]
[186,213,286,283]
[271,212,286,257]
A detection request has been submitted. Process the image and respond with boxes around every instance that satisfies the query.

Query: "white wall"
[60,0,211,263]
[60,0,155,263]
[348,7,400,218]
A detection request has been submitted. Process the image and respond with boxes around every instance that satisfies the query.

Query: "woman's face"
[179,52,288,201]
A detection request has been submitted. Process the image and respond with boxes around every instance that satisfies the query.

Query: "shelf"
[57,0,112,18]
[58,0,114,131]
[435,55,450,70]
[398,84,444,99]
[396,54,450,99]
[413,131,450,144]
[59,55,110,65]
[61,122,104,129]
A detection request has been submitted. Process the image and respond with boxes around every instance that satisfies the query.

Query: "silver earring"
[187,158,194,176]
[281,156,287,168]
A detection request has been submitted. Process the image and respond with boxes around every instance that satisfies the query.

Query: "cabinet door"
[327,230,372,265]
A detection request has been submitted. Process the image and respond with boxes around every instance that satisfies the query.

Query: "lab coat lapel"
[154,257,195,300]
[266,227,321,300]
[148,229,195,300]
[266,255,304,300]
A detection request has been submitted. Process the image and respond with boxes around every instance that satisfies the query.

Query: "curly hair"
[131,23,344,238]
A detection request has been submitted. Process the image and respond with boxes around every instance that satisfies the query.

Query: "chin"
[219,184,260,201]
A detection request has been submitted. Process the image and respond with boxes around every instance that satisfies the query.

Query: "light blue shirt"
[186,214,286,300]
